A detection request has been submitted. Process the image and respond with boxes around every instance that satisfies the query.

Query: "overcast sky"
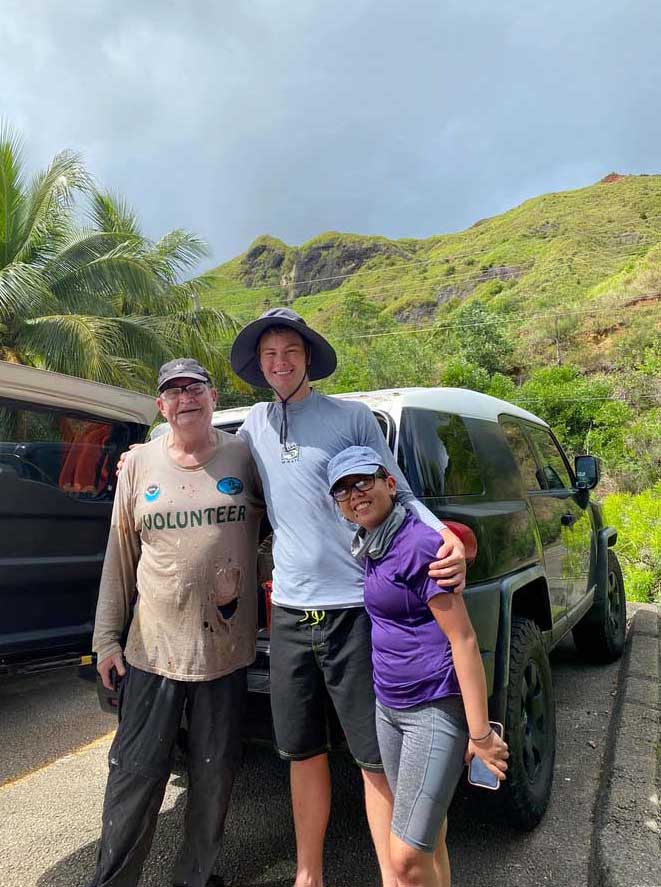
[2,0,660,268]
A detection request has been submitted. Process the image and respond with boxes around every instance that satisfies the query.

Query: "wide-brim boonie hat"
[230,307,337,388]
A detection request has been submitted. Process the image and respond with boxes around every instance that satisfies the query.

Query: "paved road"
[0,637,621,887]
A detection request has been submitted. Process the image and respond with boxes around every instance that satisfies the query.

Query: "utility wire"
[206,248,659,312]
[214,392,659,412]
[332,302,657,341]
[206,225,661,294]
[201,228,661,307]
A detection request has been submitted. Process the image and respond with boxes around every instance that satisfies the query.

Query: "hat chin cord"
[270,369,309,447]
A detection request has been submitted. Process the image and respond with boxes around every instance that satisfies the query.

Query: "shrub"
[601,485,661,603]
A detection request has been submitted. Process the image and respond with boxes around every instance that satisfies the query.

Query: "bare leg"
[290,754,331,887]
[389,833,440,887]
[433,818,451,887]
[362,770,398,887]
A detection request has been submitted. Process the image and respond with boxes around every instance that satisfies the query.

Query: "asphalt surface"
[593,606,660,887]
[0,620,653,887]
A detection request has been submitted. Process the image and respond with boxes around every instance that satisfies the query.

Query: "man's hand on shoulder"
[97,651,126,691]
[116,443,144,476]
[429,527,466,593]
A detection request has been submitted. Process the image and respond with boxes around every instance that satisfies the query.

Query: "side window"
[500,420,541,490]
[527,426,573,491]
[397,407,483,497]
[0,401,130,499]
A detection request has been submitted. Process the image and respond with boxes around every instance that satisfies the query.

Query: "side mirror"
[575,455,600,490]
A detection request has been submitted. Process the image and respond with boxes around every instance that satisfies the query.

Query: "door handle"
[561,513,578,527]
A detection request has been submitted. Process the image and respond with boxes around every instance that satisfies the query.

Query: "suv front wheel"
[501,617,556,830]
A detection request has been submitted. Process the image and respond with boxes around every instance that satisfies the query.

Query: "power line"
[205,246,660,312]
[334,302,652,340]
[207,224,661,294]
[214,392,659,413]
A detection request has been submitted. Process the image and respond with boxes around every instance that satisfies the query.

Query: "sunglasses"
[160,381,210,402]
[331,472,386,502]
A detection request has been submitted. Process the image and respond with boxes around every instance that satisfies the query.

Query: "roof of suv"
[207,387,548,428]
[0,360,158,425]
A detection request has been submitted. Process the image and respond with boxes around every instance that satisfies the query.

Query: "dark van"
[0,360,156,675]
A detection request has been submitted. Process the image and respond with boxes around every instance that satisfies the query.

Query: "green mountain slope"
[203,174,660,375]
[202,175,660,601]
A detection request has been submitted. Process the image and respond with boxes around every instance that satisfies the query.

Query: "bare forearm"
[450,632,490,739]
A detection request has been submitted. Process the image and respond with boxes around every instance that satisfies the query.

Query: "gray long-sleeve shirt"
[238,390,443,609]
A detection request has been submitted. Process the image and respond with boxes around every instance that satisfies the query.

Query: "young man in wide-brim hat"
[231,308,467,887]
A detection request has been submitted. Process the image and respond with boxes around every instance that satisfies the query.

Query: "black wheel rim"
[606,569,623,636]
[520,659,548,782]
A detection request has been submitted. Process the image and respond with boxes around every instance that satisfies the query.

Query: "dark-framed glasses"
[160,381,210,402]
[331,474,380,502]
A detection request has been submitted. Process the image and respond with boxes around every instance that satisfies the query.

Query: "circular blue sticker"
[217,476,243,496]
[144,483,161,502]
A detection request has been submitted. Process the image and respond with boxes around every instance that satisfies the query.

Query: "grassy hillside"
[201,174,660,601]
[203,174,660,373]
[203,174,659,439]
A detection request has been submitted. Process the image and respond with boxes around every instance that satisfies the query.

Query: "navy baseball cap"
[157,358,211,391]
[327,446,387,493]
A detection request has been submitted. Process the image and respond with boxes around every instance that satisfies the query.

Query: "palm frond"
[0,124,26,267]
[16,313,126,380]
[88,191,142,238]
[146,230,209,282]
[99,314,175,367]
[136,307,244,392]
[0,263,57,321]
[50,242,164,305]
[15,150,91,265]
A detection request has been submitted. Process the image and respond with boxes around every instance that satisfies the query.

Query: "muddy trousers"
[88,664,246,887]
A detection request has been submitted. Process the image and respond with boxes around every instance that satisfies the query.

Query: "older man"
[230,309,467,887]
[88,359,263,887]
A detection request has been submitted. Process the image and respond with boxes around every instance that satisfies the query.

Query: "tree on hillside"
[451,300,514,375]
[0,127,235,390]
[320,292,437,393]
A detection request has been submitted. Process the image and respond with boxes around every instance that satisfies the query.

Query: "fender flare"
[581,527,618,625]
[492,565,551,698]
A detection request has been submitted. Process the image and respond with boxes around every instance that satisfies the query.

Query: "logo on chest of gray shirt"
[281,443,300,463]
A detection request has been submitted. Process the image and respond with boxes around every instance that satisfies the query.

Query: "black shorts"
[269,604,383,771]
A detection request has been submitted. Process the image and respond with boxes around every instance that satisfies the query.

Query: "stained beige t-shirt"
[92,429,264,681]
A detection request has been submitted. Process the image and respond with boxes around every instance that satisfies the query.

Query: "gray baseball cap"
[157,358,211,391]
[327,445,387,493]
[230,307,337,388]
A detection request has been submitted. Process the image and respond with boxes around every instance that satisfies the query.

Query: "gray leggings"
[376,696,468,853]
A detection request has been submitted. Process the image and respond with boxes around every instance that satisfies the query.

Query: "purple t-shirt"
[363,511,460,709]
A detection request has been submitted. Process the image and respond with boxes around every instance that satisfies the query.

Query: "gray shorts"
[376,696,468,853]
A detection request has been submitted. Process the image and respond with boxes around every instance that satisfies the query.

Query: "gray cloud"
[1,0,659,267]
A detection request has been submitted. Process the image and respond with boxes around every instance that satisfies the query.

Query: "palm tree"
[0,125,237,391]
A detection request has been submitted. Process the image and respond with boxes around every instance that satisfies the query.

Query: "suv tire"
[572,550,626,663]
[501,617,555,830]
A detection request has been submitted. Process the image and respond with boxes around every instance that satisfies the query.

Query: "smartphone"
[467,721,504,791]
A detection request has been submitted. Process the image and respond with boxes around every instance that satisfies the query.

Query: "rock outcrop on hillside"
[235,232,411,301]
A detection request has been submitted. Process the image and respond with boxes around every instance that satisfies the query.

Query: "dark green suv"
[101,385,626,831]
[207,386,625,830]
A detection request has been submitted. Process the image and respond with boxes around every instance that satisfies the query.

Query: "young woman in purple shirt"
[327,446,509,887]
